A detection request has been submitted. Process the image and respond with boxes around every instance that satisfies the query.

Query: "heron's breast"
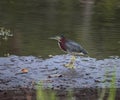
[58,42,67,51]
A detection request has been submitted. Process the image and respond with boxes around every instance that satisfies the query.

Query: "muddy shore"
[0,55,120,90]
[0,55,120,99]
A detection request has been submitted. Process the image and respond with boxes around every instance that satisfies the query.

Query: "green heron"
[50,35,88,68]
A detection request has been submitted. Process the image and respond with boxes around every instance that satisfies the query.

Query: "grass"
[98,65,117,100]
[36,82,56,100]
[107,66,116,100]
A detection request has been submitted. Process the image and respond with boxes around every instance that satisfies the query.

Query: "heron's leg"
[70,55,76,64]
[64,55,76,68]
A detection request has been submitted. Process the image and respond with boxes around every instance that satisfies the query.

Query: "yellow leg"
[64,55,76,68]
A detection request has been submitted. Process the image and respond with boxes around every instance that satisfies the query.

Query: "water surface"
[0,0,120,59]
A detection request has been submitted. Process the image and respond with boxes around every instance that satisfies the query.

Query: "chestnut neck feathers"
[58,36,67,51]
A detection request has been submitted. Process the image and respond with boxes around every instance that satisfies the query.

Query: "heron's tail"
[81,49,88,55]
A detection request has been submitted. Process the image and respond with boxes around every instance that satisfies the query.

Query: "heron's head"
[49,35,65,41]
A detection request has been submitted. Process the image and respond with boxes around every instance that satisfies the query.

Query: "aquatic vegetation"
[98,65,116,100]
[36,82,57,100]
[0,27,13,40]
[107,66,116,100]
[36,81,75,100]
[0,27,14,56]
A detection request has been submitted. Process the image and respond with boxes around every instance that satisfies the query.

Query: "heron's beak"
[49,36,61,41]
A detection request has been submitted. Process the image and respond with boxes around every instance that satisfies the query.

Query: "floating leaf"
[21,68,29,73]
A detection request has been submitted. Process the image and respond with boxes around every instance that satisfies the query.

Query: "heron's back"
[65,40,88,55]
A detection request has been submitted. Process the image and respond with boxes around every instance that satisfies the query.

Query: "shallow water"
[0,0,120,59]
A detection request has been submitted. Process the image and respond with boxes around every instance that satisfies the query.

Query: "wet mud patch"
[0,88,120,100]
[0,55,120,90]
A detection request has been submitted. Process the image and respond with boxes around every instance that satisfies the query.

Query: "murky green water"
[0,0,120,59]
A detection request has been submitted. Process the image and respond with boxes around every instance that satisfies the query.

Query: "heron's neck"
[58,38,67,51]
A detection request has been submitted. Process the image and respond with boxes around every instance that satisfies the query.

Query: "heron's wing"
[65,40,88,54]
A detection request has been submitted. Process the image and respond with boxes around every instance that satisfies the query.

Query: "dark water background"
[0,0,120,59]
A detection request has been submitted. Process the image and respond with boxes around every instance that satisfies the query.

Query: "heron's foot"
[63,55,76,69]
[64,63,75,69]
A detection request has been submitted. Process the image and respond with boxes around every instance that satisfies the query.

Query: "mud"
[0,88,120,100]
[0,55,120,90]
